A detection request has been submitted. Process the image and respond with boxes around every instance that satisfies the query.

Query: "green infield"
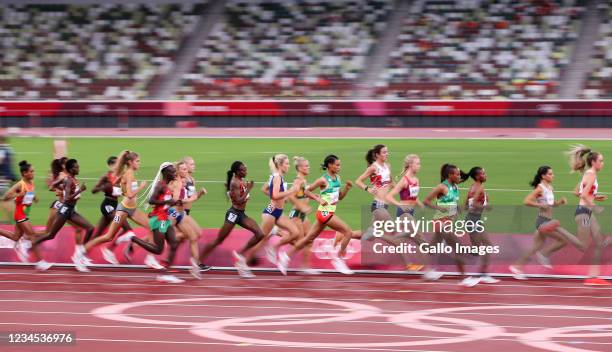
[6,137,611,230]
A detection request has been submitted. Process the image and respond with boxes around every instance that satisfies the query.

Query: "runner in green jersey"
[423,164,469,284]
[277,155,360,275]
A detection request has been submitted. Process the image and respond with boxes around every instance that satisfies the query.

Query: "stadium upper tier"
[0,0,608,100]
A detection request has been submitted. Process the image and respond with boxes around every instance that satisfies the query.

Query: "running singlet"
[268,174,287,198]
[63,176,81,203]
[537,183,555,206]
[150,182,173,220]
[579,173,598,196]
[467,187,488,213]
[120,177,139,208]
[318,174,341,213]
[369,163,391,189]
[434,180,459,219]
[15,180,35,216]
[399,176,419,201]
[105,172,122,198]
[185,177,196,198]
[296,181,307,199]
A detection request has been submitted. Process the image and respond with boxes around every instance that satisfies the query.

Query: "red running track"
[0,266,611,352]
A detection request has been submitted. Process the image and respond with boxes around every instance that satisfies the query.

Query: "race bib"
[227,212,238,223]
[187,185,196,197]
[409,185,419,197]
[23,191,35,205]
[112,186,122,197]
[131,181,138,192]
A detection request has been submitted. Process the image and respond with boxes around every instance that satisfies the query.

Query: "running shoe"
[14,244,29,263]
[535,251,552,269]
[156,275,185,284]
[71,254,90,272]
[277,251,290,276]
[35,260,53,271]
[145,254,164,270]
[331,257,354,275]
[189,258,202,280]
[422,270,444,281]
[509,265,527,280]
[233,251,255,278]
[102,248,119,265]
[460,276,480,287]
[265,246,277,265]
[298,268,321,275]
[116,231,136,244]
[480,275,500,284]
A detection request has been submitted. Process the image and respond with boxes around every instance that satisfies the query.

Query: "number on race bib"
[113,214,121,223]
[60,206,68,214]
[227,212,238,223]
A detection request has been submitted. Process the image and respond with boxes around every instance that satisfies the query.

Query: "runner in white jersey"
[510,166,585,280]
[568,145,609,285]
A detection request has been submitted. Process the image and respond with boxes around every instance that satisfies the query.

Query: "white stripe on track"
[0,279,610,300]
[1,270,608,290]
[0,289,610,309]
[1,321,611,346]
[0,299,610,324]
[0,308,610,324]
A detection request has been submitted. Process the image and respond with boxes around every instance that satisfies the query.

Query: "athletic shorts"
[263,204,283,220]
[396,207,415,217]
[535,216,553,230]
[168,207,184,225]
[289,209,306,222]
[149,215,170,234]
[117,202,136,217]
[57,203,76,220]
[225,207,248,225]
[14,204,31,223]
[50,200,63,210]
[100,197,118,217]
[370,201,388,212]
[316,210,334,224]
[575,206,592,217]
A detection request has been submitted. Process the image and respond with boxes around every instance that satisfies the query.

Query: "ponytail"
[269,154,288,174]
[321,154,339,170]
[567,144,601,173]
[467,167,483,181]
[440,163,469,183]
[398,154,419,180]
[530,166,551,188]
[114,150,138,178]
[365,144,385,165]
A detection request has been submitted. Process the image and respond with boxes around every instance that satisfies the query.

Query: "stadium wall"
[1,101,612,128]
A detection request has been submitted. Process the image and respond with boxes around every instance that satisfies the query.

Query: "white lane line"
[0,309,610,323]
[1,299,611,323]
[0,271,607,290]
[0,289,610,309]
[2,321,612,345]
[0,280,609,300]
